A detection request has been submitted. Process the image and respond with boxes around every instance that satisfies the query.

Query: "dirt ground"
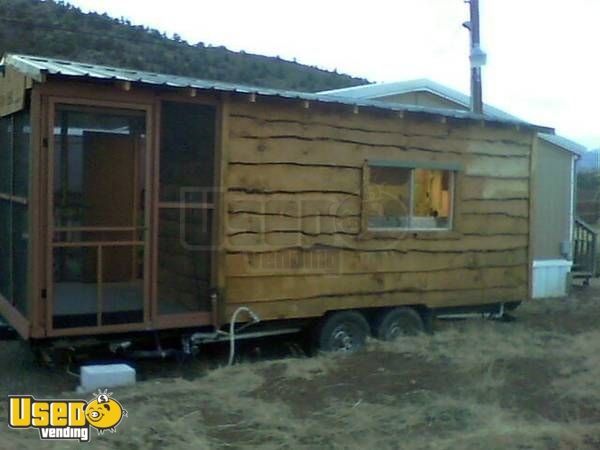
[2,283,600,449]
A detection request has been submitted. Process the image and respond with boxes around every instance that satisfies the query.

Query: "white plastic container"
[78,364,136,393]
[532,259,573,298]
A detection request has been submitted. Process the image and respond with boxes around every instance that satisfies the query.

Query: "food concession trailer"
[0,54,550,354]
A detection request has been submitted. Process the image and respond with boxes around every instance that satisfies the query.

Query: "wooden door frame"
[41,89,223,336]
[44,96,154,337]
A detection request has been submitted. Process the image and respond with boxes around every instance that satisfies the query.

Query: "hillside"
[0,0,367,91]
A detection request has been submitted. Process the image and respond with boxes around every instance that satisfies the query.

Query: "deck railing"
[573,218,598,283]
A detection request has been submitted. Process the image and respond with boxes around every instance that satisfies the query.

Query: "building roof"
[0,54,553,132]
[538,133,587,156]
[321,79,585,155]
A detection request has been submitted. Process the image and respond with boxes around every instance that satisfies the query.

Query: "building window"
[365,162,455,231]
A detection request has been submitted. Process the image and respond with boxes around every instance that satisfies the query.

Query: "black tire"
[374,307,424,341]
[315,310,370,353]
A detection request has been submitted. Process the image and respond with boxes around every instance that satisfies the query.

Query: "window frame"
[362,159,460,233]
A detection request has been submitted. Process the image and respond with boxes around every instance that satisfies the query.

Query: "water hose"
[228,307,260,366]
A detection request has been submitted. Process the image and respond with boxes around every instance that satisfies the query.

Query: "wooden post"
[528,133,538,300]
[29,86,42,337]
[212,93,230,327]
[97,245,103,326]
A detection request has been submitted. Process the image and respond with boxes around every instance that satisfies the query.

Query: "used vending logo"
[8,389,127,442]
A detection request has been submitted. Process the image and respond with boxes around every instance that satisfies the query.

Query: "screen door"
[49,104,149,330]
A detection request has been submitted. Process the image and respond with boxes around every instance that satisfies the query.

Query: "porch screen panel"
[0,111,30,316]
[0,117,11,303]
[11,113,30,315]
[13,113,29,198]
[158,102,215,314]
[0,199,11,305]
[0,116,12,194]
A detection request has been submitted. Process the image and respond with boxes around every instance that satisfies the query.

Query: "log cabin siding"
[221,99,534,320]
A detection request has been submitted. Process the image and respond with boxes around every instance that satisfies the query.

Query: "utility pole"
[464,0,486,114]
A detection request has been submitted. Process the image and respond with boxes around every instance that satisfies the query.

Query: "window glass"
[413,169,452,229]
[367,166,411,229]
[367,165,453,230]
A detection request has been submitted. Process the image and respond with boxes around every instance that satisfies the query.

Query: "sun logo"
[84,390,127,435]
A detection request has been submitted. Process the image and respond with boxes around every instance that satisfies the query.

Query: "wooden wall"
[219,99,534,321]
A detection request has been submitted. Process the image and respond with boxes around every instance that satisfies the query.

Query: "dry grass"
[372,316,575,365]
[279,353,343,380]
[553,330,600,402]
[314,396,594,450]
[3,291,600,449]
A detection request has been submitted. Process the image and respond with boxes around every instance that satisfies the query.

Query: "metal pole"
[468,0,484,114]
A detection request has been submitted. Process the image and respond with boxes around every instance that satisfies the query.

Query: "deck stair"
[573,218,598,285]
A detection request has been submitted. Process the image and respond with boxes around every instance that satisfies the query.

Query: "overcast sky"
[67,0,600,150]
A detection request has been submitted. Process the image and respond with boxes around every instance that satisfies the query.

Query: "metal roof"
[321,79,467,101]
[1,54,552,132]
[320,79,585,155]
[537,133,587,156]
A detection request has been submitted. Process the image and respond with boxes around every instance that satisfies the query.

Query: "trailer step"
[572,271,593,279]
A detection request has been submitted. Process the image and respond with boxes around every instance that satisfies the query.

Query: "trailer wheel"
[374,307,424,341]
[315,311,370,353]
